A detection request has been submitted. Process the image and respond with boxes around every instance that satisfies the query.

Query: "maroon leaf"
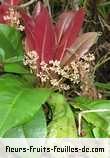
[33,7,55,62]
[22,4,55,63]
[21,12,36,51]
[0,5,8,23]
[55,11,76,44]
[54,8,85,61]
[62,32,98,65]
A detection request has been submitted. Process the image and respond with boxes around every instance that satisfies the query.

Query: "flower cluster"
[23,50,39,73]
[0,0,24,30]
[39,60,80,91]
[3,7,24,31]
[21,2,98,92]
[24,51,80,90]
[78,53,97,99]
[79,53,95,73]
[24,49,95,91]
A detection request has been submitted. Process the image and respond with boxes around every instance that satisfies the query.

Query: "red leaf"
[55,11,76,44]
[21,11,36,50]
[33,7,55,62]
[62,32,98,65]
[0,5,8,23]
[72,32,98,60]
[55,8,85,61]
[22,4,55,63]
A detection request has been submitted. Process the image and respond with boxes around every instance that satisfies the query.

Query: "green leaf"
[93,127,108,138]
[4,108,47,138]
[0,75,51,137]
[5,56,23,63]
[82,112,108,130]
[4,63,29,74]
[47,93,77,138]
[23,108,47,138]
[84,100,110,110]
[73,97,110,137]
[87,100,110,137]
[0,24,25,74]
[0,74,30,88]
[73,96,92,110]
[95,82,110,90]
[4,126,24,138]
[21,74,37,87]
[0,48,5,62]
[75,99,110,124]
[0,24,23,60]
